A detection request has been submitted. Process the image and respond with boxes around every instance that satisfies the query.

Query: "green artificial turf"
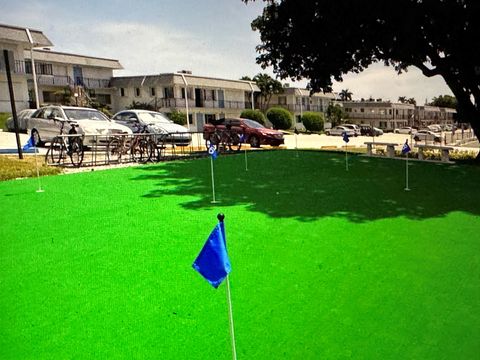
[1,151,479,359]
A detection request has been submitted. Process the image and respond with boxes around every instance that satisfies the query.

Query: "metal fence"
[44,131,209,168]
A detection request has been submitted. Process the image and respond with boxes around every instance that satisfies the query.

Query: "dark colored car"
[203,118,284,148]
[359,124,384,136]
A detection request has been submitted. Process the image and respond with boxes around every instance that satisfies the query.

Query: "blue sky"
[0,0,452,103]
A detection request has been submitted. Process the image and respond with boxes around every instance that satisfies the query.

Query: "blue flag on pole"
[239,133,245,143]
[342,132,350,143]
[208,145,218,160]
[193,221,231,288]
[22,135,35,151]
[402,140,411,154]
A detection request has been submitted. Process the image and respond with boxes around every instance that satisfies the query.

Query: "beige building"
[111,73,260,130]
[342,100,455,130]
[270,87,334,122]
[0,24,52,112]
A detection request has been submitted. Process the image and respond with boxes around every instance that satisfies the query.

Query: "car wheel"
[249,135,260,148]
[325,131,330,136]
[31,129,43,146]
[413,136,420,142]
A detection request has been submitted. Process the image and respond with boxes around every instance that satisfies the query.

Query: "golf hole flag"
[193,220,231,288]
[402,139,411,154]
[342,131,350,143]
[208,144,218,160]
[22,135,35,151]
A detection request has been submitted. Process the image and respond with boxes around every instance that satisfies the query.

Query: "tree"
[301,112,324,132]
[398,96,417,105]
[339,89,353,101]
[266,107,293,130]
[245,0,480,159]
[326,104,347,127]
[253,73,284,112]
[429,95,457,109]
[167,109,187,125]
[240,75,253,81]
[240,109,266,125]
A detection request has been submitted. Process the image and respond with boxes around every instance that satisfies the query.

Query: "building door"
[195,88,204,107]
[73,66,83,86]
[217,90,225,108]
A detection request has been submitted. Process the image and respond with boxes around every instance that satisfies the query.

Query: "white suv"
[342,124,361,136]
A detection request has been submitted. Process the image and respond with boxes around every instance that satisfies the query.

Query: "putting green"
[1,151,479,359]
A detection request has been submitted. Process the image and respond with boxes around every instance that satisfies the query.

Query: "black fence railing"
[158,98,249,110]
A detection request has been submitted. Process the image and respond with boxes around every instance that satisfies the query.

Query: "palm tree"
[339,89,353,101]
[253,73,284,111]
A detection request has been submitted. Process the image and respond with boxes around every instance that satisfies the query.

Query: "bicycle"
[45,119,84,167]
[206,123,242,152]
[106,123,156,164]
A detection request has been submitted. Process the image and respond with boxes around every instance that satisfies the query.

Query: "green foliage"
[429,95,457,109]
[126,101,155,111]
[301,111,324,132]
[326,104,347,127]
[266,107,293,130]
[398,96,417,105]
[0,112,11,131]
[253,73,284,111]
[167,109,187,125]
[339,89,353,101]
[240,109,266,125]
[247,0,480,143]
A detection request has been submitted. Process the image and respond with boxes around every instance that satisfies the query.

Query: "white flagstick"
[404,151,410,191]
[345,143,349,171]
[225,275,237,360]
[210,156,218,203]
[33,144,44,193]
[244,147,248,172]
[295,132,299,158]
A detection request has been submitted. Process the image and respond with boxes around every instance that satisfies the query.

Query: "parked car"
[413,130,442,143]
[113,110,191,146]
[360,124,384,136]
[394,126,416,134]
[27,105,132,146]
[342,124,361,136]
[427,124,443,132]
[325,126,355,137]
[203,118,284,148]
[6,109,36,133]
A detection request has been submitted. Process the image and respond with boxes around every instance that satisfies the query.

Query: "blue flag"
[239,133,245,143]
[193,221,231,288]
[208,145,218,160]
[22,135,35,150]
[342,132,350,143]
[402,140,411,154]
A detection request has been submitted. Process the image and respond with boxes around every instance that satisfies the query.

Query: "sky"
[1,0,453,104]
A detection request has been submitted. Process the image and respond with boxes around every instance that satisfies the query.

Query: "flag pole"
[244,147,248,171]
[405,152,410,191]
[225,275,237,360]
[345,143,348,171]
[217,214,237,360]
[210,156,218,203]
[33,144,44,193]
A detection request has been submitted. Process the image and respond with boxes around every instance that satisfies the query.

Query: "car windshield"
[243,119,265,129]
[64,109,110,121]
[138,112,173,124]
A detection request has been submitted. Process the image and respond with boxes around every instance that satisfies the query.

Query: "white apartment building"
[111,73,260,131]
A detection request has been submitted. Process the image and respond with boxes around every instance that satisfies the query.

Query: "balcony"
[0,60,26,74]
[158,98,248,110]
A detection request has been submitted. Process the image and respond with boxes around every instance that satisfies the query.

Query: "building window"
[25,62,53,75]
[164,87,174,99]
[135,88,141,97]
[97,94,112,105]
[181,88,186,99]
[360,108,364,113]
[120,88,125,97]
[278,96,286,105]
[150,87,156,97]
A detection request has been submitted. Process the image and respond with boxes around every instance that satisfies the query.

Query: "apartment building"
[0,24,52,112]
[342,100,456,130]
[270,87,334,122]
[1,23,122,112]
[111,73,259,131]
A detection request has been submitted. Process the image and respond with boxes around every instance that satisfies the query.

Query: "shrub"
[240,109,266,125]
[167,109,187,125]
[301,112,324,132]
[266,107,293,130]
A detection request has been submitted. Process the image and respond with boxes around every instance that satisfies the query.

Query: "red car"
[203,118,285,149]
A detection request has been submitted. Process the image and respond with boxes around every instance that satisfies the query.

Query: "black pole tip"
[217,213,225,222]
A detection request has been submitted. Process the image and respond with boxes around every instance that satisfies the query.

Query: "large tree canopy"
[245,0,480,149]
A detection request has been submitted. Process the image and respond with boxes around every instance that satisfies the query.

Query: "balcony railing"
[158,98,248,110]
[0,60,26,74]
[271,104,326,112]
